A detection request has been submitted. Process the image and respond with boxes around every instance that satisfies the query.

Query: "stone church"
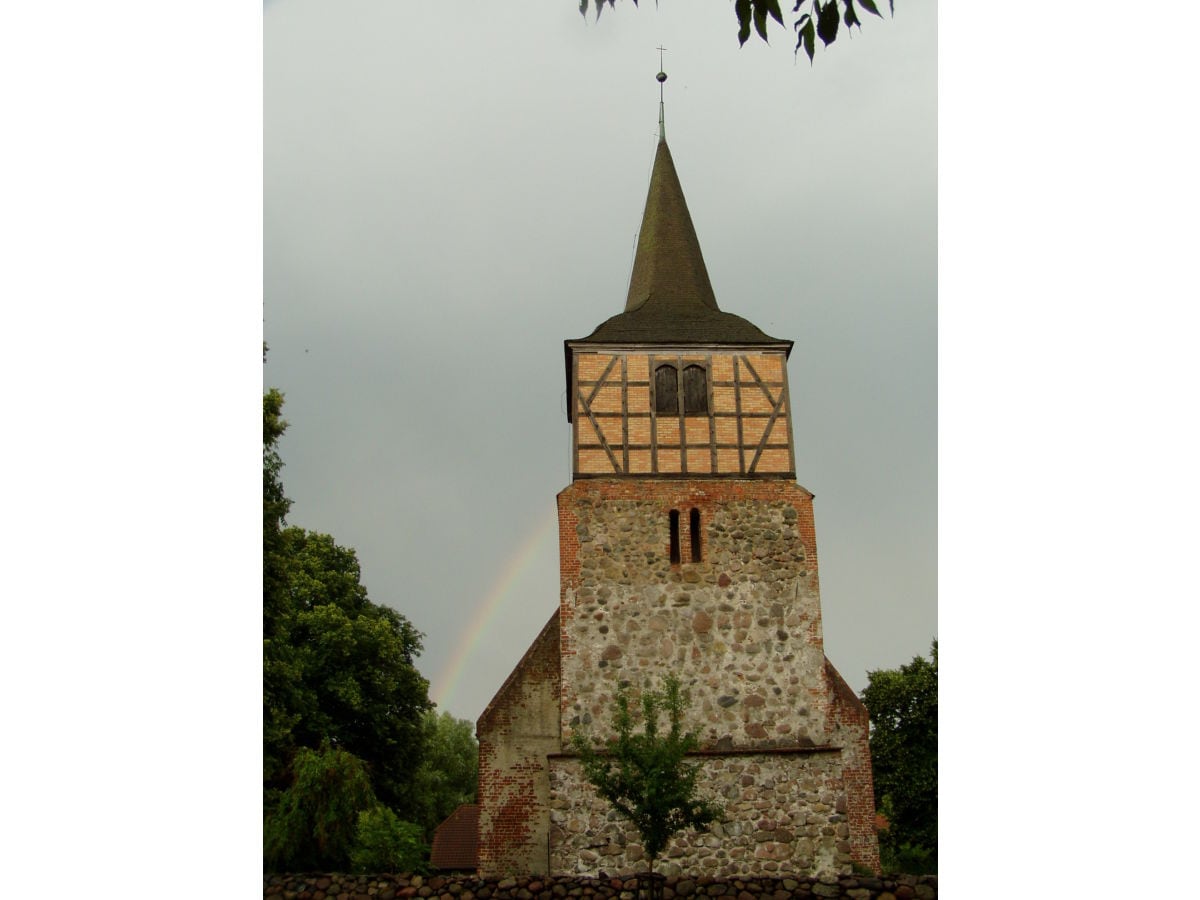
[466,120,880,879]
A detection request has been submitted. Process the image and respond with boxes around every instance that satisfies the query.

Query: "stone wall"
[556,478,829,750]
[264,872,938,900]
[551,478,878,878]
[549,751,854,878]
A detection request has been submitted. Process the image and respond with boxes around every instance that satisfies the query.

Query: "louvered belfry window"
[683,365,707,414]
[655,365,678,414]
[655,363,708,415]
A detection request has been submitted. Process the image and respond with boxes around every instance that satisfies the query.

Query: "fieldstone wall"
[549,751,853,879]
[264,872,937,900]
[549,478,878,877]
[556,479,830,750]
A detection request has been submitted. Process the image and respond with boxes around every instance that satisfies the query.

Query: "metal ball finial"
[656,71,667,83]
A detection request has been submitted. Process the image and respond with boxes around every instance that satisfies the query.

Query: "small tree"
[571,675,721,875]
[350,806,428,874]
[264,742,377,872]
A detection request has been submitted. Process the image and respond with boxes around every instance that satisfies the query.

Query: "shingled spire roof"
[572,136,788,348]
[624,137,719,315]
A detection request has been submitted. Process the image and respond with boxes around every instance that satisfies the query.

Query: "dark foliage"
[264,743,378,872]
[350,806,429,875]
[412,711,480,838]
[263,390,433,848]
[577,0,894,63]
[861,641,937,873]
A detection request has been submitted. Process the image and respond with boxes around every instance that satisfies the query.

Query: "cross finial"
[655,47,668,142]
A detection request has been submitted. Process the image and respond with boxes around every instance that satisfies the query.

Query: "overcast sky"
[264,0,937,725]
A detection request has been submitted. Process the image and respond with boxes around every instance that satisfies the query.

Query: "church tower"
[476,112,879,880]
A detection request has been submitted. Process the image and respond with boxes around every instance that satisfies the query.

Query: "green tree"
[860,640,937,873]
[265,742,379,872]
[412,710,480,838]
[350,807,429,874]
[283,528,432,815]
[578,0,894,63]
[263,388,291,615]
[571,675,721,874]
[264,389,433,843]
[264,389,304,799]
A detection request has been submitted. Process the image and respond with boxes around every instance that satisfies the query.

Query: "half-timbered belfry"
[473,105,880,879]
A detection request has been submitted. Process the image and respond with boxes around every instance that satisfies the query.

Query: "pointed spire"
[624,136,719,314]
[567,73,788,352]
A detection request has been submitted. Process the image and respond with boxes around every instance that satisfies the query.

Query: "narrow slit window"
[669,509,681,565]
[690,508,702,562]
[655,365,678,415]
[683,365,708,414]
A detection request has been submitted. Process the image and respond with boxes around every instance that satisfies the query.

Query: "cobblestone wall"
[549,752,854,878]
[556,479,830,750]
[551,478,878,877]
[264,872,937,900]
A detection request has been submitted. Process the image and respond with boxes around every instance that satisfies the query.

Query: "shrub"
[264,742,377,871]
[881,841,936,875]
[350,806,428,874]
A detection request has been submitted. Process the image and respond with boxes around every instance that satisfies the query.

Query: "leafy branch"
[577,0,895,63]
[789,0,892,62]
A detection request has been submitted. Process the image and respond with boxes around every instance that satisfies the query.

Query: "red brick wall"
[825,658,881,875]
[476,612,562,876]
[556,494,580,678]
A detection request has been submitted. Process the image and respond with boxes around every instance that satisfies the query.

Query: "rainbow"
[431,507,558,716]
